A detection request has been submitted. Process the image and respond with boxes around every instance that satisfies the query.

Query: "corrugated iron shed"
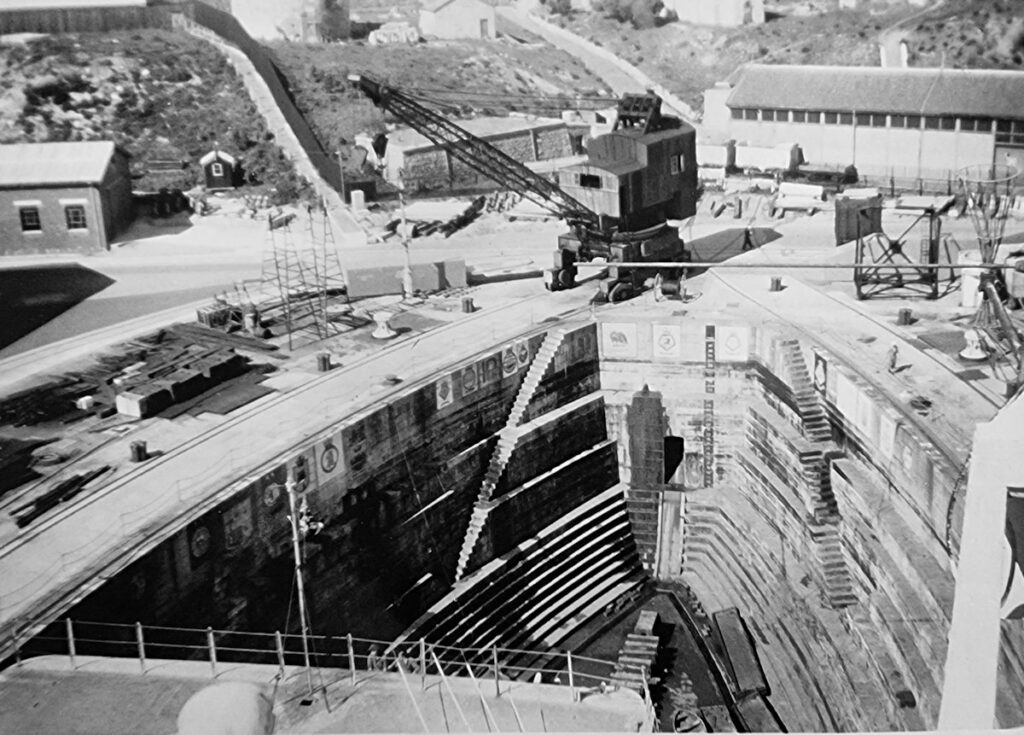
[0,141,122,189]
[726,64,1024,120]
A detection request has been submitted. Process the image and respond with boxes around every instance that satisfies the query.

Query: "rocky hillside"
[904,0,1024,68]
[269,37,613,162]
[546,0,1023,116]
[0,29,307,199]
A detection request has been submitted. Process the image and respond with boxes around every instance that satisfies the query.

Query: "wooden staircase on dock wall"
[454,328,568,582]
[779,339,856,610]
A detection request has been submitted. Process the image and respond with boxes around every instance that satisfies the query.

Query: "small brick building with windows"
[0,141,134,255]
[702,64,1024,180]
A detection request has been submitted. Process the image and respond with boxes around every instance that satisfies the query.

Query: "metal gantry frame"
[853,202,951,300]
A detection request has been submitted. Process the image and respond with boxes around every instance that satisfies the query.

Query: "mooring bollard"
[897,307,913,326]
[769,276,783,292]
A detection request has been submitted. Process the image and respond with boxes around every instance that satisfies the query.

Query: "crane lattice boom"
[348,74,598,229]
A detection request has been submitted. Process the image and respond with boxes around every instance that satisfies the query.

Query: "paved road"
[878,0,945,68]
[496,5,698,124]
[0,284,594,659]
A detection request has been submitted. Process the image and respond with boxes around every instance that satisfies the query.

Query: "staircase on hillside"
[454,328,568,581]
[779,339,856,609]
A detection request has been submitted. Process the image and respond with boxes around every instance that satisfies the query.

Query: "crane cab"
[556,94,698,232]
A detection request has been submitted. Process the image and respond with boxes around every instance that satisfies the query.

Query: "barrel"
[130,441,148,463]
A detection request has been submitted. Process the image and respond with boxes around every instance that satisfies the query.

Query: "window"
[211,162,224,177]
[996,120,1024,145]
[19,207,41,232]
[924,116,953,130]
[905,115,921,129]
[824,112,838,124]
[961,117,992,133]
[870,113,888,128]
[670,154,685,175]
[743,108,758,121]
[891,114,906,128]
[731,108,744,120]
[855,112,871,126]
[838,112,853,125]
[579,173,601,189]
[65,204,87,230]
[792,110,807,123]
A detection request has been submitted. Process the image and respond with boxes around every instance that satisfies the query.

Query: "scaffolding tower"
[257,198,347,349]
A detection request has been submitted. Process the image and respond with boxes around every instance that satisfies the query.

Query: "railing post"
[346,633,356,685]
[420,639,427,691]
[493,645,500,697]
[65,618,76,669]
[207,627,217,678]
[275,631,286,681]
[135,622,146,674]
[566,649,575,702]
[10,620,21,665]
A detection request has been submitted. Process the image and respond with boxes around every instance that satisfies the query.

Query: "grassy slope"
[267,38,613,166]
[0,30,306,198]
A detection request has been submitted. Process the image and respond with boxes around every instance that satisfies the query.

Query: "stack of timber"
[10,465,110,528]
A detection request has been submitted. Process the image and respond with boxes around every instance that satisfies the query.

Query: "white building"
[703,64,1024,179]
[665,0,764,26]
[419,0,496,40]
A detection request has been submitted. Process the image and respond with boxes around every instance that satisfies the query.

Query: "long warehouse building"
[702,64,1024,180]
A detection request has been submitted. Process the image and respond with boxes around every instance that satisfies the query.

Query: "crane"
[348,74,699,300]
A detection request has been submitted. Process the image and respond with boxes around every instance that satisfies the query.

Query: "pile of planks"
[10,465,110,528]
[382,196,486,240]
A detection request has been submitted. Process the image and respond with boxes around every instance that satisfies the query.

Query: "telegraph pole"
[286,469,315,698]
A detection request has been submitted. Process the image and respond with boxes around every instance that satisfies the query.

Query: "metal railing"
[14,618,651,703]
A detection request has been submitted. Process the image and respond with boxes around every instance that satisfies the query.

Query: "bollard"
[136,622,146,674]
[207,627,217,678]
[316,352,332,373]
[896,308,913,326]
[66,618,76,669]
[129,440,148,463]
[769,276,783,292]
[461,296,475,313]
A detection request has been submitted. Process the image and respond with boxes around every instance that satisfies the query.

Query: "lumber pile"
[10,465,110,528]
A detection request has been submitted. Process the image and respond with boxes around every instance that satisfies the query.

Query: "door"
[479,18,488,38]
